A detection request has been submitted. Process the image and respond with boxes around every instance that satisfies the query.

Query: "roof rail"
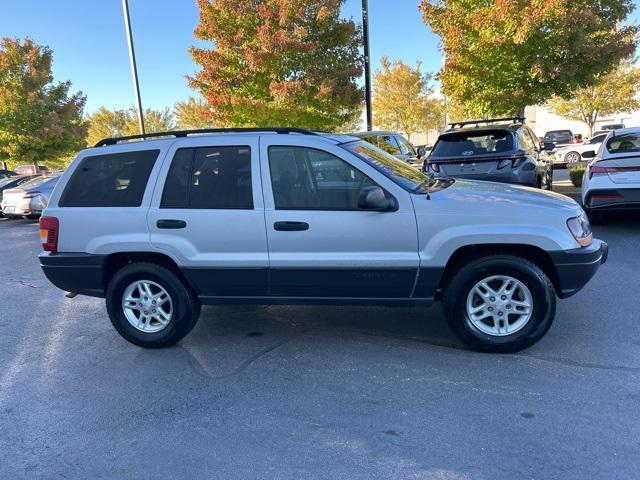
[448,117,525,129]
[93,127,319,147]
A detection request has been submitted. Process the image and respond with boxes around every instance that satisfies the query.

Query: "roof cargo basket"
[448,117,525,129]
[94,127,318,147]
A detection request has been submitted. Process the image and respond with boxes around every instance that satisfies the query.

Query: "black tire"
[546,169,553,190]
[443,254,556,353]
[106,262,201,348]
[585,207,604,224]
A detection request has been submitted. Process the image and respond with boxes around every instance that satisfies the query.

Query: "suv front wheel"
[443,255,556,353]
[106,262,201,348]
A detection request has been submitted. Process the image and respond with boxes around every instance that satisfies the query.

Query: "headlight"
[567,212,592,247]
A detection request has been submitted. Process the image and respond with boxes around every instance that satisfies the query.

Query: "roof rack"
[93,127,319,147]
[448,117,525,129]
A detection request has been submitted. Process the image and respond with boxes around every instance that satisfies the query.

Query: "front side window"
[395,136,415,155]
[269,146,378,210]
[161,146,253,209]
[588,134,606,145]
[606,134,640,154]
[59,150,159,207]
[376,135,402,155]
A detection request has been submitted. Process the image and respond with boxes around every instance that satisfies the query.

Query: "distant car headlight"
[567,212,593,247]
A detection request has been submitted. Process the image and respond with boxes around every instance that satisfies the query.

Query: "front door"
[148,136,269,298]
[260,136,419,298]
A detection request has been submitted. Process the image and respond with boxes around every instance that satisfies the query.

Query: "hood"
[419,179,580,217]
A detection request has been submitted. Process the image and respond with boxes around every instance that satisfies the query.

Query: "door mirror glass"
[417,147,426,157]
[582,150,596,159]
[358,186,391,211]
[542,142,555,151]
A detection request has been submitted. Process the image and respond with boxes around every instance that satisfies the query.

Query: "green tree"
[174,97,216,129]
[372,57,443,141]
[86,107,174,146]
[420,0,638,117]
[549,63,640,136]
[0,38,87,167]
[189,0,363,130]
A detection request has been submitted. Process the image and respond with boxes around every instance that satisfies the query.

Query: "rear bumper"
[39,252,107,297]
[585,188,640,210]
[548,240,608,299]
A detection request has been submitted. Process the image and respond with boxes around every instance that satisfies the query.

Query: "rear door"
[148,136,269,298]
[260,135,419,298]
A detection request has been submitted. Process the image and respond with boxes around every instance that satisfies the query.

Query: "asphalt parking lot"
[1,207,639,479]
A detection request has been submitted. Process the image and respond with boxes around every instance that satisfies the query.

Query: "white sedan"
[555,133,608,165]
[581,128,640,218]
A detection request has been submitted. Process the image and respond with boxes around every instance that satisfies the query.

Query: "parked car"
[581,127,640,219]
[0,175,39,216]
[542,130,576,151]
[0,169,16,179]
[352,131,422,164]
[38,127,606,353]
[423,117,553,189]
[600,123,625,131]
[554,133,608,166]
[15,164,49,176]
[1,174,60,218]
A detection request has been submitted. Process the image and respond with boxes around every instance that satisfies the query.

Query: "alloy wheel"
[122,280,173,333]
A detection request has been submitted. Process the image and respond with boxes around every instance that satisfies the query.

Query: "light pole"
[121,0,145,135]
[361,0,372,131]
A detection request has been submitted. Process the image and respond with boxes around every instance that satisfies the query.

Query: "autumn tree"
[0,38,86,167]
[86,107,174,146]
[372,57,443,141]
[189,0,363,130]
[174,97,216,129]
[420,0,638,117]
[549,63,640,136]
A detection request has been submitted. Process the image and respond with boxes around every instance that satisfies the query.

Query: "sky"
[1,1,639,115]
[0,0,441,114]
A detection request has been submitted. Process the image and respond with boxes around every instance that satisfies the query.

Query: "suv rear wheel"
[106,262,201,348]
[443,254,556,353]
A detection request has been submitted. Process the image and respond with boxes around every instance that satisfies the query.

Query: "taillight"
[588,165,608,179]
[39,216,59,252]
[429,162,440,173]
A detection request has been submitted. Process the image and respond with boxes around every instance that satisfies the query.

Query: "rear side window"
[59,150,159,207]
[161,146,253,209]
[432,130,513,157]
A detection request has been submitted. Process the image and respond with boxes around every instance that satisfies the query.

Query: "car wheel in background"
[565,151,581,164]
[106,262,201,348]
[443,254,556,353]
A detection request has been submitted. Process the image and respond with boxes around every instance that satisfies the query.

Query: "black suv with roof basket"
[423,117,554,190]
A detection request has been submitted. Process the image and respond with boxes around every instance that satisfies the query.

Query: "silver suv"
[39,128,607,353]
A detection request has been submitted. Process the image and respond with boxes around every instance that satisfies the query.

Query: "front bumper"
[39,252,107,297]
[548,239,608,299]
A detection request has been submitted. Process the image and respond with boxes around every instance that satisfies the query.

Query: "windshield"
[431,130,513,157]
[340,140,434,192]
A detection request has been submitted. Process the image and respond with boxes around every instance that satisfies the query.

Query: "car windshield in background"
[340,140,433,192]
[544,130,573,143]
[430,130,513,157]
[606,133,640,154]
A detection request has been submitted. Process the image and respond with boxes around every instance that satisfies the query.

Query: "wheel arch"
[436,243,560,299]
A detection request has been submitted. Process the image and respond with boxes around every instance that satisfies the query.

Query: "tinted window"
[543,130,573,142]
[161,146,252,209]
[606,134,640,154]
[269,146,377,210]
[431,130,513,157]
[60,150,158,207]
[588,134,607,145]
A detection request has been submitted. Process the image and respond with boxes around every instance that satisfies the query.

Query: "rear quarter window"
[59,150,159,207]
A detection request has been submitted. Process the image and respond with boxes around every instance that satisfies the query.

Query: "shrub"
[568,164,586,187]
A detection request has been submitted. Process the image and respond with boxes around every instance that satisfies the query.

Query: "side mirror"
[543,142,555,151]
[417,147,426,157]
[358,186,392,211]
[582,150,596,159]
